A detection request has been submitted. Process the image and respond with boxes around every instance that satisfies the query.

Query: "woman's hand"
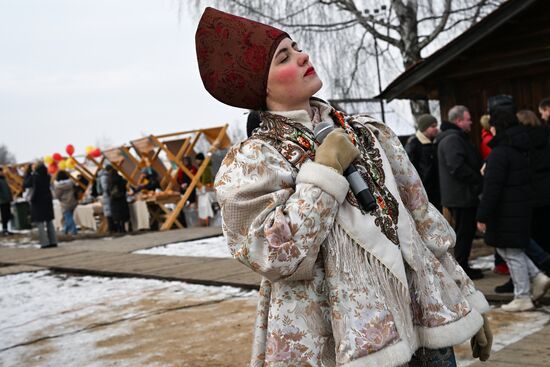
[470,314,492,361]
[314,128,360,174]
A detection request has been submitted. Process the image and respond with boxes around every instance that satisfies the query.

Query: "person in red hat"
[196,7,492,366]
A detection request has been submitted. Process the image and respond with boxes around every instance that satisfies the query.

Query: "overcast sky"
[0,0,260,162]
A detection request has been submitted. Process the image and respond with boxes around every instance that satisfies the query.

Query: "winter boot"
[501,297,534,312]
[532,272,550,301]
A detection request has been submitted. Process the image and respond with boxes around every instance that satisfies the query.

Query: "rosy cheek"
[272,65,298,83]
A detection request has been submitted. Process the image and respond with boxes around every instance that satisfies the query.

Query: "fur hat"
[416,114,437,132]
[195,7,289,110]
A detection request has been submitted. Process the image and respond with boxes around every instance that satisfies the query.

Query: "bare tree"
[189,0,504,117]
[0,144,16,165]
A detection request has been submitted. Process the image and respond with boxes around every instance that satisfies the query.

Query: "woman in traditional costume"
[195,7,492,366]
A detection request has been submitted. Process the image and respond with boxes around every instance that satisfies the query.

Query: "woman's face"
[266,38,322,110]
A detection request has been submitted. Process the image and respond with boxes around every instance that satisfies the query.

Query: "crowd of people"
[0,149,220,247]
[405,96,550,312]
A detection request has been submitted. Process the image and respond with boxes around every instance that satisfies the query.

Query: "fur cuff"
[296,162,349,204]
[466,290,491,314]
[342,339,413,367]
[417,309,483,349]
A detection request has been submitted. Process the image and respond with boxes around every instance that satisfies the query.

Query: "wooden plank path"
[0,227,261,289]
[469,322,550,367]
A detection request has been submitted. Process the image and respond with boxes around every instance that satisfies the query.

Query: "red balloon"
[52,153,63,162]
[66,144,75,156]
[48,163,58,174]
[90,148,102,158]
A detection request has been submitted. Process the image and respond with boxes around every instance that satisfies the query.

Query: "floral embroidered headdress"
[195,7,289,110]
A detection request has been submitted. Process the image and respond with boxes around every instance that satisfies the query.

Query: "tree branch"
[418,0,451,49]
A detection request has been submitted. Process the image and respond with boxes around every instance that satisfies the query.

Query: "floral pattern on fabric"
[215,102,488,367]
[352,116,483,306]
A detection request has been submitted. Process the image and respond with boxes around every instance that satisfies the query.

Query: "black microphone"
[314,122,377,212]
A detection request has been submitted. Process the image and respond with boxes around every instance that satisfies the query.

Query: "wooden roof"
[378,0,548,101]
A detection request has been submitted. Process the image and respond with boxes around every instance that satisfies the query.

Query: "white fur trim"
[466,290,491,314]
[417,309,483,349]
[296,162,349,204]
[342,339,413,367]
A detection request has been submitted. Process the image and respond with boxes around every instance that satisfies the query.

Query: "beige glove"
[315,128,360,174]
[470,314,492,361]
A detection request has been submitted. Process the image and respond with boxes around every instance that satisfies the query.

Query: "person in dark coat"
[27,163,57,248]
[108,169,130,233]
[405,114,441,211]
[0,167,14,235]
[435,105,483,279]
[517,109,550,255]
[477,96,550,312]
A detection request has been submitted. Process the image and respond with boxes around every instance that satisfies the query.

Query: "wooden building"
[378,0,550,145]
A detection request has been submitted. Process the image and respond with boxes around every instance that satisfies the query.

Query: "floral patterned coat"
[215,100,489,367]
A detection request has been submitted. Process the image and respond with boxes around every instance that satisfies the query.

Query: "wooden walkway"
[469,323,550,367]
[0,227,260,289]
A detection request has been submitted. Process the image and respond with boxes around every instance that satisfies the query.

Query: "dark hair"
[35,163,48,176]
[490,107,519,132]
[247,110,262,137]
[539,98,550,109]
[56,170,70,181]
[195,152,205,161]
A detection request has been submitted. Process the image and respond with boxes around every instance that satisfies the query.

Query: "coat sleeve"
[356,117,490,314]
[439,135,482,185]
[476,148,508,223]
[215,139,349,282]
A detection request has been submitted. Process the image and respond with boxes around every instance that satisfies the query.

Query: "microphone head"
[313,122,334,143]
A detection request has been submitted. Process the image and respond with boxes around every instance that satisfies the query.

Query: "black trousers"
[532,205,550,254]
[0,203,11,231]
[449,207,477,269]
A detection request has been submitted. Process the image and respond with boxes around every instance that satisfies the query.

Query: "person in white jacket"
[195,7,492,367]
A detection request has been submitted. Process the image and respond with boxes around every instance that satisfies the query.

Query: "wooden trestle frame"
[159,124,231,231]
[1,164,27,198]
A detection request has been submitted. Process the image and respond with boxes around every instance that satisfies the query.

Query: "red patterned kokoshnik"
[195,7,289,110]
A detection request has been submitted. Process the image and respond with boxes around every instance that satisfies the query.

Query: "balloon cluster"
[43,144,100,175]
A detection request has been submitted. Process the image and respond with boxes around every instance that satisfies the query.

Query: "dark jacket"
[405,133,440,209]
[29,166,55,222]
[109,172,130,222]
[476,125,530,248]
[435,121,483,207]
[0,175,12,204]
[526,125,550,207]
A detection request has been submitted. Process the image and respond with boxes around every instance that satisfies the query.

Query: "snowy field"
[0,270,256,366]
[134,235,231,258]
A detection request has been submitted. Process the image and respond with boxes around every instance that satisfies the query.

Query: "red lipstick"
[304,67,316,77]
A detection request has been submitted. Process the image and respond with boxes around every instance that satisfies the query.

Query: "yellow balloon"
[58,160,67,170]
[44,155,53,165]
[66,158,76,170]
[85,146,94,155]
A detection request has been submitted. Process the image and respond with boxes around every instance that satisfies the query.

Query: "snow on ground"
[456,305,549,366]
[470,254,495,271]
[0,270,256,367]
[134,235,231,258]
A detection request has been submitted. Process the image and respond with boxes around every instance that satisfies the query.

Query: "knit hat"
[416,114,437,132]
[195,7,289,110]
